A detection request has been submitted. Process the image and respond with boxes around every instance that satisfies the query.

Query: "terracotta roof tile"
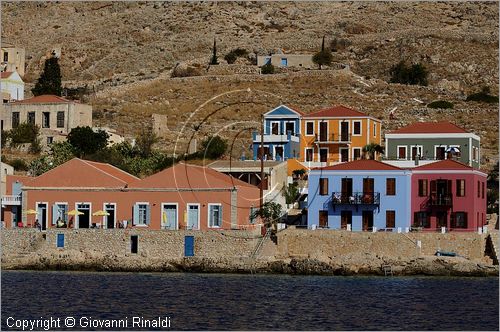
[131,163,257,189]
[84,160,140,183]
[412,159,474,170]
[390,121,468,134]
[314,159,403,171]
[305,105,368,118]
[12,94,76,104]
[1,72,13,79]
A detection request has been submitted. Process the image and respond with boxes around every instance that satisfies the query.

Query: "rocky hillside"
[1,2,498,168]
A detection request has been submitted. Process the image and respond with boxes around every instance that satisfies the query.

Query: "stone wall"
[1,229,259,258]
[277,228,488,261]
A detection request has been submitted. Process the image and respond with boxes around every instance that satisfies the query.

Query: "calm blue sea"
[1,271,498,331]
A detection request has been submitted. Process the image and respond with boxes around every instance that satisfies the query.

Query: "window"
[386,178,396,196]
[306,122,314,136]
[414,212,430,228]
[271,122,279,135]
[57,111,65,128]
[285,122,295,135]
[42,112,50,128]
[386,210,395,228]
[12,112,19,128]
[418,179,428,197]
[249,206,257,224]
[435,146,445,160]
[27,112,35,125]
[353,148,361,160]
[319,178,328,196]
[482,181,485,199]
[319,148,328,162]
[373,123,376,136]
[208,204,222,228]
[472,146,479,161]
[47,137,53,145]
[477,180,480,198]
[265,57,271,65]
[137,204,149,225]
[451,212,468,229]
[411,146,422,160]
[53,203,68,225]
[281,58,288,67]
[353,121,361,135]
[456,179,465,197]
[398,146,407,160]
[3,52,8,62]
[305,148,313,162]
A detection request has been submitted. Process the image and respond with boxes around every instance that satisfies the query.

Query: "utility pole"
[260,113,264,210]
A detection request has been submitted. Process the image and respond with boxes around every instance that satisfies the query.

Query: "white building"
[1,71,24,102]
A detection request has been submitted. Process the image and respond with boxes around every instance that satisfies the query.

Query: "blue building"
[307,160,411,231]
[252,105,302,161]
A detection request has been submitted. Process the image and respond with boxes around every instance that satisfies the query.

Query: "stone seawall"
[1,229,498,276]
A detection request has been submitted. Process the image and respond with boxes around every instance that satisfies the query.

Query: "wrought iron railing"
[331,192,380,205]
[314,133,351,143]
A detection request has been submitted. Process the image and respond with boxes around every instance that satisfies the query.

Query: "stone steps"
[488,231,499,265]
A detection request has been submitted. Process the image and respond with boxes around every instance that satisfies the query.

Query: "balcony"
[314,133,351,144]
[253,133,300,143]
[331,192,380,211]
[1,195,21,205]
[429,194,453,207]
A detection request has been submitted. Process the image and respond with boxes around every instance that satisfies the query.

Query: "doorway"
[37,203,47,230]
[105,204,116,229]
[436,211,447,228]
[319,122,328,141]
[319,148,328,163]
[340,148,349,162]
[340,122,349,141]
[362,210,374,231]
[274,146,284,160]
[77,203,91,229]
[187,204,200,230]
[319,210,328,228]
[341,210,352,230]
[341,178,353,202]
[162,204,178,230]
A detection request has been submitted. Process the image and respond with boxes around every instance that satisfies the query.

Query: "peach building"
[2,158,260,231]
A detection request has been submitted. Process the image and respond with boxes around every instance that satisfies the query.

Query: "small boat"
[435,250,457,257]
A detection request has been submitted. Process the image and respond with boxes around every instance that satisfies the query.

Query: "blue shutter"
[184,236,194,257]
[52,205,57,225]
[146,205,151,225]
[56,234,64,248]
[132,204,138,225]
[219,205,223,227]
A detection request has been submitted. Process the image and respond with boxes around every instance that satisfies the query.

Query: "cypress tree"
[32,56,63,96]
[210,37,219,65]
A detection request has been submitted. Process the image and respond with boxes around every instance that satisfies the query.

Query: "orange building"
[300,106,382,166]
[2,158,260,231]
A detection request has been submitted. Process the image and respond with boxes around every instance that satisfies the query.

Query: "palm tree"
[362,143,384,160]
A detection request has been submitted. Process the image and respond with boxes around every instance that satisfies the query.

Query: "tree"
[50,141,75,165]
[362,143,384,160]
[32,56,63,96]
[389,61,428,86]
[67,126,109,157]
[261,63,275,74]
[200,135,227,159]
[466,86,499,104]
[28,155,54,176]
[210,37,219,65]
[251,201,283,243]
[135,126,159,158]
[282,182,299,205]
[312,36,333,69]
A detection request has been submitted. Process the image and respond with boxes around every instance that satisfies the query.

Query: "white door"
[162,204,177,230]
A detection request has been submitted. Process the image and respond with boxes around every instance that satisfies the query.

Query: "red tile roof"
[1,72,13,79]
[412,159,473,170]
[305,105,368,118]
[131,163,257,189]
[314,159,403,171]
[12,94,76,104]
[390,121,468,134]
[27,158,135,188]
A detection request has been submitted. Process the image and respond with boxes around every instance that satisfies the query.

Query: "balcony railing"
[331,192,380,205]
[429,194,453,207]
[1,195,21,205]
[315,133,351,144]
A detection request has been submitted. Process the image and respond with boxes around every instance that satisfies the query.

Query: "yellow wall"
[299,117,382,163]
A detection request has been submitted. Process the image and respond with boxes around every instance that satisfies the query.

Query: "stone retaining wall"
[277,228,488,261]
[1,229,259,259]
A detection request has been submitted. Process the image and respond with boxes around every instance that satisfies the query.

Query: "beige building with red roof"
[384,121,481,169]
[2,159,260,231]
[1,94,92,145]
[300,105,382,167]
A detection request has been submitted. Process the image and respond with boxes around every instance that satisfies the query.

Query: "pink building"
[2,158,260,231]
[411,160,487,231]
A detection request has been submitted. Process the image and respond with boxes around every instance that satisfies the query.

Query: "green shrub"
[9,123,40,146]
[10,158,28,171]
[466,86,499,103]
[427,100,454,109]
[171,66,202,78]
[261,63,275,74]
[389,61,428,86]
[224,48,249,64]
[224,52,237,64]
[200,135,227,159]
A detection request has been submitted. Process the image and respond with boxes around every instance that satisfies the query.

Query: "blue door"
[184,236,194,257]
[281,58,288,67]
[56,234,64,248]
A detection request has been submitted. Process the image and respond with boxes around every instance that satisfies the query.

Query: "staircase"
[251,230,270,259]
[486,232,499,265]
